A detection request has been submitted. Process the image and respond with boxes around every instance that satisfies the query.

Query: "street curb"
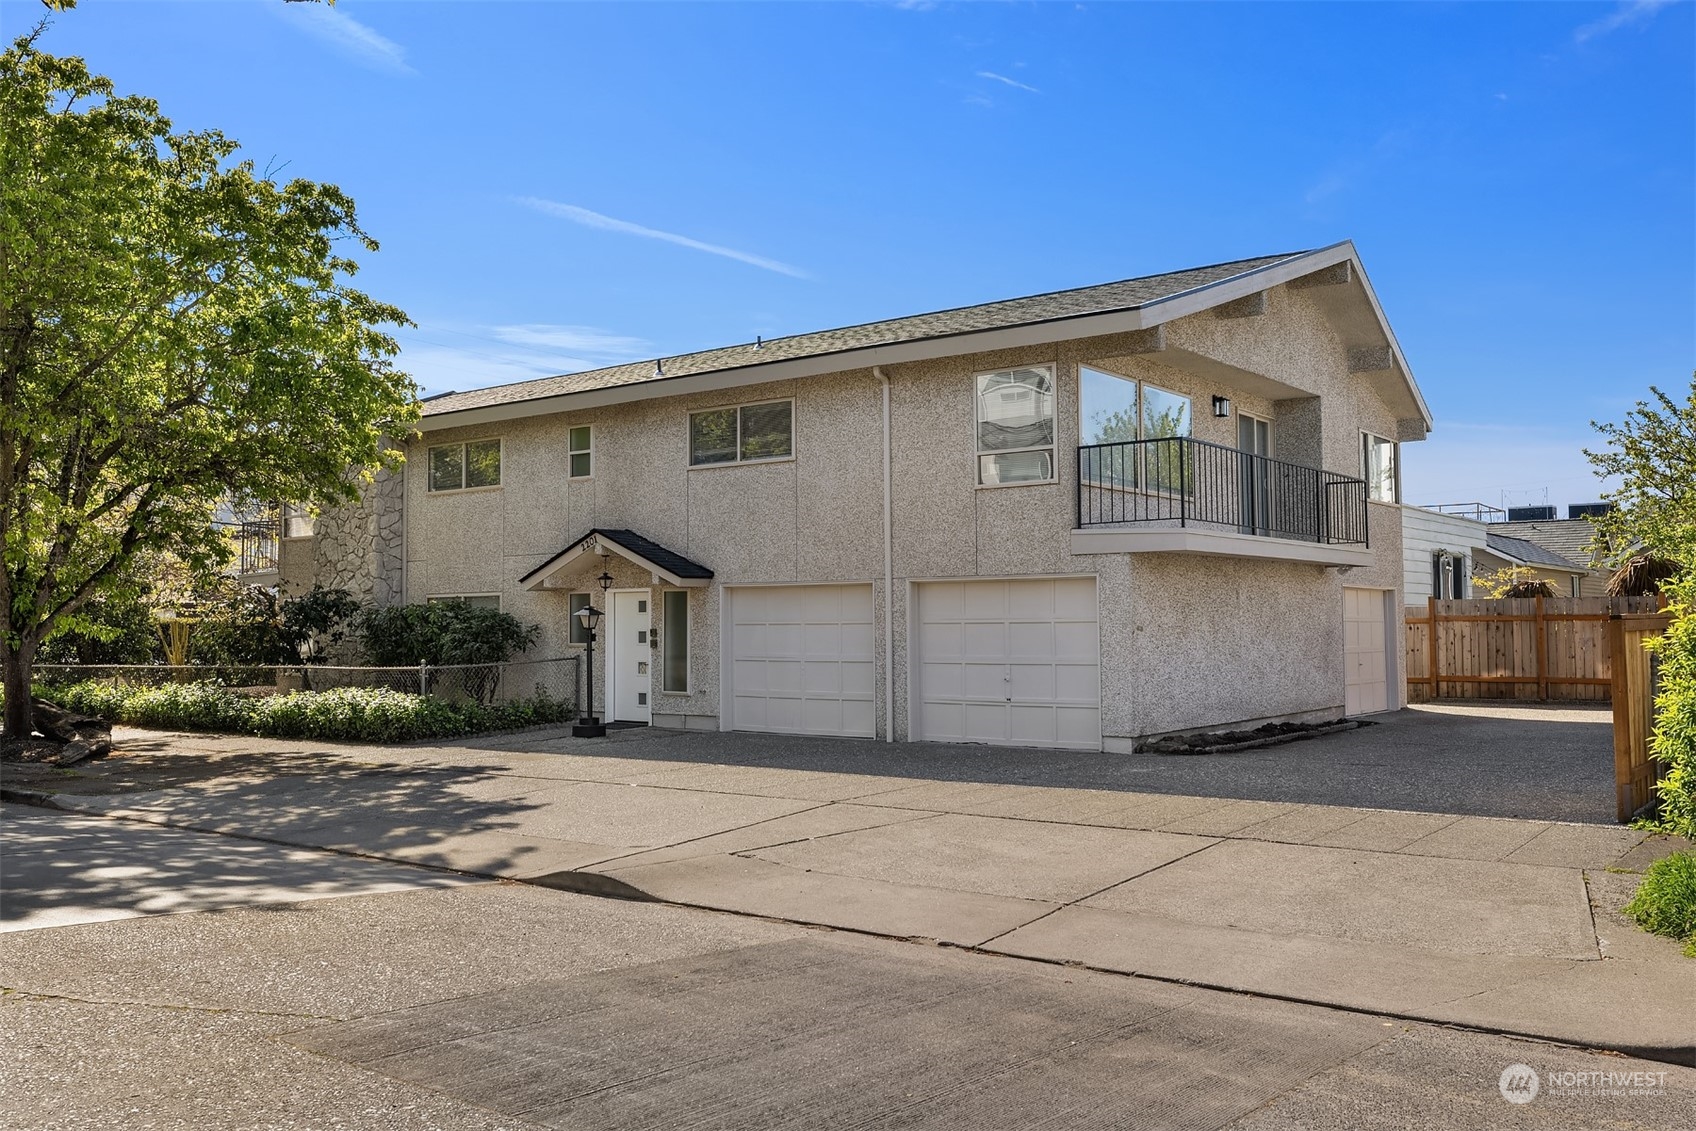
[12,793,1692,1068]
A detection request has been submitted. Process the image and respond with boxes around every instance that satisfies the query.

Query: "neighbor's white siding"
[1401,505,1486,602]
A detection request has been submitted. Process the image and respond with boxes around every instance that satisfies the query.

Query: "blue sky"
[11,0,1693,507]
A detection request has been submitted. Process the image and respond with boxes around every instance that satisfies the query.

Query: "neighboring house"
[1473,532,1591,597]
[1490,516,1611,597]
[259,240,1433,750]
[1400,505,1486,601]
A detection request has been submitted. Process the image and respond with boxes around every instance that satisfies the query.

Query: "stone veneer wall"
[310,464,405,607]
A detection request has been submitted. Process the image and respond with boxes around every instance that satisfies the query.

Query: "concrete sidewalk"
[8,723,1692,1066]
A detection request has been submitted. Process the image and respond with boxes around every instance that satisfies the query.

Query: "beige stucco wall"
[376,274,1415,743]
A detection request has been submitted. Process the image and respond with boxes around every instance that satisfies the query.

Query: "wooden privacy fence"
[1612,610,1673,822]
[1405,595,1664,704]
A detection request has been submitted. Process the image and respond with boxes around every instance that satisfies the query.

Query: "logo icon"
[1500,1064,1540,1104]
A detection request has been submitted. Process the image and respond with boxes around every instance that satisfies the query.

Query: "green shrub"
[1625,852,1696,958]
[33,680,572,743]
[356,602,540,667]
[1649,570,1696,839]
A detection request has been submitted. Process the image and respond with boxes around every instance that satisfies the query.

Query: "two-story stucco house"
[281,241,1433,751]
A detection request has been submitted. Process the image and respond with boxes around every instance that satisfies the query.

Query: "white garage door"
[1344,587,1391,715]
[914,577,1100,750]
[727,584,875,738]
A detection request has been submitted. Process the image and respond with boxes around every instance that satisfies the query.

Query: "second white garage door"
[913,577,1100,750]
[727,584,876,738]
[1343,586,1391,715]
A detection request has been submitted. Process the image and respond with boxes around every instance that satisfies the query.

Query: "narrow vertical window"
[662,590,689,693]
[1361,433,1397,503]
[568,592,591,644]
[569,426,592,478]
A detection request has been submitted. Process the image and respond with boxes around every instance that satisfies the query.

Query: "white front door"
[1343,587,1391,716]
[913,577,1101,750]
[609,590,652,723]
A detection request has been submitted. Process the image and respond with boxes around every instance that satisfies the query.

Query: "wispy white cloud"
[397,322,651,397]
[976,71,1039,94]
[1574,0,1673,42]
[282,2,414,75]
[515,197,808,279]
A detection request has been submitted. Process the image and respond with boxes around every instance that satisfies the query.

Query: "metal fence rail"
[1077,436,1370,545]
[34,656,580,710]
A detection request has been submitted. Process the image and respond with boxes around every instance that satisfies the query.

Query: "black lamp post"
[572,601,605,738]
[572,570,617,738]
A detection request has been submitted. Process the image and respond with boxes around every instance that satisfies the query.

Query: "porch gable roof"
[519,528,713,590]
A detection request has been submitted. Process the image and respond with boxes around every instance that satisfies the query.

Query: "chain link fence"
[34,656,580,711]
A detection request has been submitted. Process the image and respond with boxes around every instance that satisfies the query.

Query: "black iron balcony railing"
[234,517,280,575]
[1077,436,1369,546]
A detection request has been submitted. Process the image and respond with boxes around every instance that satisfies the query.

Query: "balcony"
[1071,436,1373,566]
[231,515,280,580]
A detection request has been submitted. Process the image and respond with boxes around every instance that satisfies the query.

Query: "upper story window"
[429,438,501,492]
[1078,366,1192,489]
[569,426,593,478]
[1361,432,1397,503]
[281,503,316,539]
[689,400,793,466]
[976,366,1056,485]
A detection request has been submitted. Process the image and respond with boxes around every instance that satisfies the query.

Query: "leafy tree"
[1472,566,1557,599]
[1584,378,1696,564]
[0,31,416,737]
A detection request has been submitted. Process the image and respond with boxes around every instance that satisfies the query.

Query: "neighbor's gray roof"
[1491,519,1605,568]
[422,251,1308,417]
[1485,532,1586,572]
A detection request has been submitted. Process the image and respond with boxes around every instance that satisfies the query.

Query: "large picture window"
[689,400,793,466]
[1362,432,1397,502]
[428,438,501,492]
[976,366,1055,485]
[1078,367,1192,490]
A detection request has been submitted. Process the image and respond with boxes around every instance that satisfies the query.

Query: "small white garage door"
[1343,586,1391,715]
[727,584,875,738]
[914,577,1100,750]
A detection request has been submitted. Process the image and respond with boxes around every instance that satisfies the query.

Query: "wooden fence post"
[1535,594,1548,701]
[1427,595,1438,697]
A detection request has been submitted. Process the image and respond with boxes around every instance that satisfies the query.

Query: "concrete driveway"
[460,701,1619,824]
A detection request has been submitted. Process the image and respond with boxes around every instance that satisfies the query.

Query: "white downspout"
[874,366,895,743]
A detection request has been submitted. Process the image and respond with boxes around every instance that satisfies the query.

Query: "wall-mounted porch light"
[1211,395,1232,418]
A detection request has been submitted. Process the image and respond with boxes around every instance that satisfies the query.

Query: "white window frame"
[1076,366,1193,495]
[1361,431,1398,503]
[281,503,316,539]
[426,593,502,610]
[686,398,796,468]
[426,437,504,493]
[659,588,690,694]
[975,364,1058,489]
[568,425,593,479]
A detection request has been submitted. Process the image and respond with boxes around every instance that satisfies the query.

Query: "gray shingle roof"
[1491,519,1605,568]
[1485,532,1586,571]
[517,528,713,586]
[422,251,1309,417]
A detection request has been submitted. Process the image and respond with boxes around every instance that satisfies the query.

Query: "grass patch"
[33,680,573,744]
[1624,851,1696,958]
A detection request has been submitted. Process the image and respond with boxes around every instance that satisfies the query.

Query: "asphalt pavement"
[3,813,1690,1131]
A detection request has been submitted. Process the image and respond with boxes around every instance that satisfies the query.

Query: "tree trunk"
[2,637,37,739]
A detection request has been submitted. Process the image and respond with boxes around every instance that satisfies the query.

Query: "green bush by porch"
[36,682,571,744]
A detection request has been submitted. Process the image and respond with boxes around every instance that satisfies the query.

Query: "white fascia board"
[524,539,709,590]
[416,249,1365,435]
[1070,526,1376,568]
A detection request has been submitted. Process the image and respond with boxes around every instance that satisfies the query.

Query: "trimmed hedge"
[1650,570,1696,839]
[38,681,572,744]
